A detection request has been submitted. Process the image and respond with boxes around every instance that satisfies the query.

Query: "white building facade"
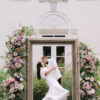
[32,0,76,73]
[0,0,100,69]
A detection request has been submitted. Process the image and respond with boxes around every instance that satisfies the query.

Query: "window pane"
[56,57,65,67]
[57,46,65,56]
[54,35,65,37]
[43,46,51,56]
[42,35,53,37]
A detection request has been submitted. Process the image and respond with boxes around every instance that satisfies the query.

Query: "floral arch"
[0,26,99,100]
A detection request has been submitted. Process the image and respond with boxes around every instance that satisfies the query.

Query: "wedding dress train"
[40,67,70,100]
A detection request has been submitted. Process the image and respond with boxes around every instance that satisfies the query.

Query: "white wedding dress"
[40,67,70,100]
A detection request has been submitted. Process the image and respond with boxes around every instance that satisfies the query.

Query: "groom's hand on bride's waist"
[51,66,56,70]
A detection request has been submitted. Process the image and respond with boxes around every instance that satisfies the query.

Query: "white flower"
[85,77,90,80]
[21,38,25,43]
[15,63,21,68]
[13,52,17,56]
[81,72,85,76]
[10,88,14,93]
[20,78,23,81]
[14,73,18,77]
[98,81,100,85]
[91,88,95,94]
[6,75,12,81]
[90,77,94,82]
[18,83,24,90]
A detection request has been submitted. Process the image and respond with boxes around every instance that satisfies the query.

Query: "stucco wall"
[0,0,100,67]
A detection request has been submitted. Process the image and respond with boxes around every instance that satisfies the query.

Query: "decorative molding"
[35,11,72,35]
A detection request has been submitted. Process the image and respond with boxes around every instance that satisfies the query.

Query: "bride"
[37,58,70,100]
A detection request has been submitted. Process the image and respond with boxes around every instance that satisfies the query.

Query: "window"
[54,35,65,37]
[42,34,66,38]
[42,35,53,37]
[56,46,65,67]
[43,46,51,58]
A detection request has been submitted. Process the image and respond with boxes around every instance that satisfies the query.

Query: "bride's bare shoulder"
[40,67,44,70]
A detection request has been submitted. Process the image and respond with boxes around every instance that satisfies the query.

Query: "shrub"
[61,70,72,100]
[33,76,48,100]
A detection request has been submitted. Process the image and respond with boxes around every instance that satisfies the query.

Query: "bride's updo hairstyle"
[37,56,47,80]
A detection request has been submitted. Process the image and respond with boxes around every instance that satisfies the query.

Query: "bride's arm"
[45,67,56,76]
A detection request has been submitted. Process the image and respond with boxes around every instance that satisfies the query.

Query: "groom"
[37,56,62,84]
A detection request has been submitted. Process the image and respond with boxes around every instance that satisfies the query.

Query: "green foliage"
[0,70,6,100]
[62,70,72,100]
[0,70,6,83]
[33,76,48,100]
[58,63,65,67]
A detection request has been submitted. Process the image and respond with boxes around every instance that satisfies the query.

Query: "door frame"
[26,38,80,100]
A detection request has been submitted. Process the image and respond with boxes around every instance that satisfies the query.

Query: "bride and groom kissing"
[37,56,70,100]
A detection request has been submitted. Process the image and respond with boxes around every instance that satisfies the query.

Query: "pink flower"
[11,37,18,43]
[80,90,86,97]
[15,63,21,68]
[16,41,21,46]
[8,54,13,59]
[87,90,92,95]
[5,59,9,64]
[86,84,91,90]
[3,93,6,96]
[81,72,85,76]
[92,66,96,70]
[9,94,15,99]
[10,78,15,83]
[89,83,92,87]
[93,98,96,100]
[4,82,8,87]
[10,87,14,93]
[14,81,19,89]
[85,55,92,62]
[14,73,18,77]
[90,77,94,82]
[19,59,23,63]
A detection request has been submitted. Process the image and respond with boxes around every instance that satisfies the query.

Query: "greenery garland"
[0,26,99,100]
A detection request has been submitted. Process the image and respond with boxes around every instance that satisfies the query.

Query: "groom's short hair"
[41,56,47,60]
